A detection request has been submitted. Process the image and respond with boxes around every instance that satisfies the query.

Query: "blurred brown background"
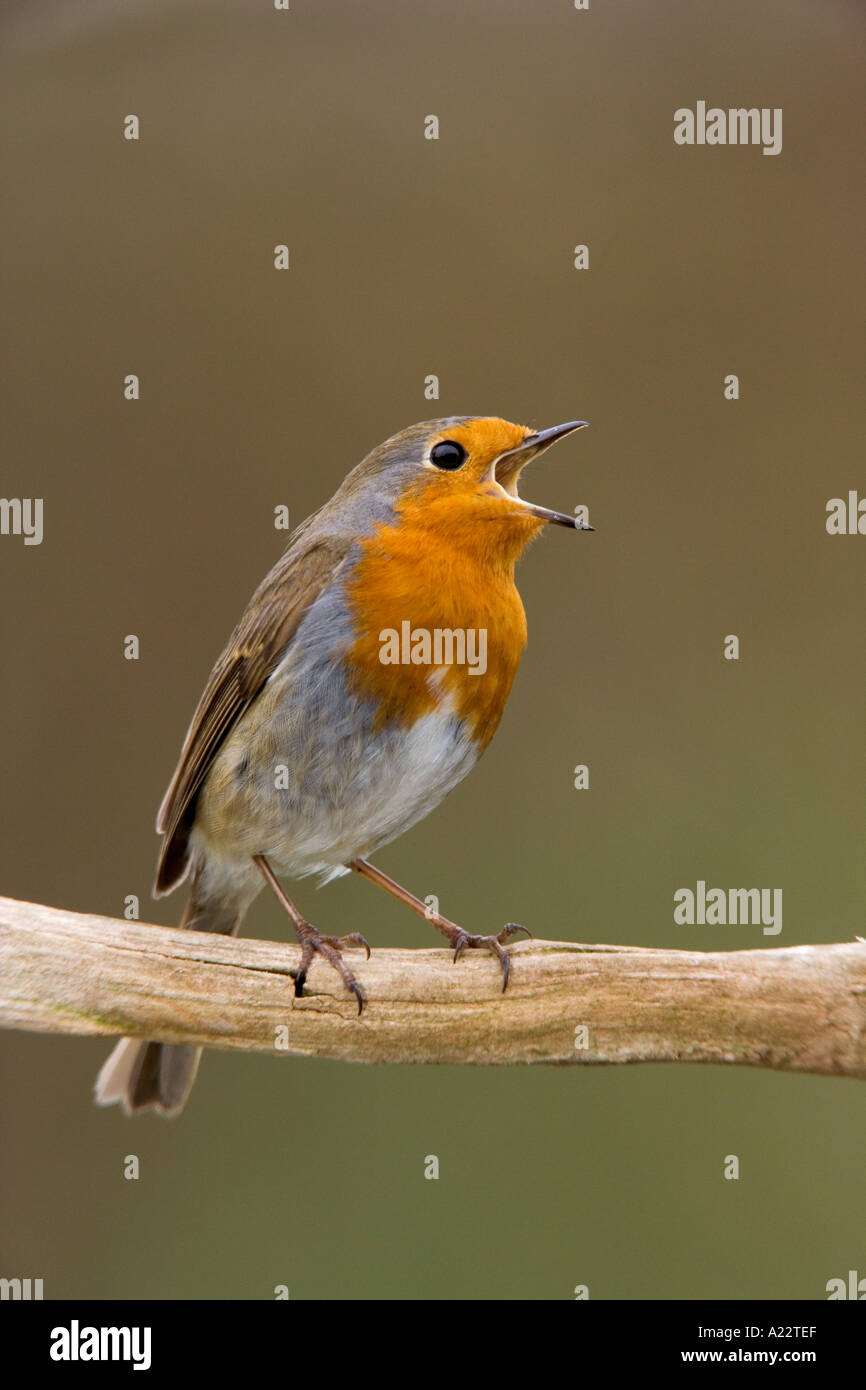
[1,0,863,1299]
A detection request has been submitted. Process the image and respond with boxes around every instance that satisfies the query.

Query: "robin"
[95,415,591,1115]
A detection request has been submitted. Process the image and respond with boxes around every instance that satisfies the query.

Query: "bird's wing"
[154,531,353,894]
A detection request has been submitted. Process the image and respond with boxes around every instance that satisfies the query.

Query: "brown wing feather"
[154,533,352,895]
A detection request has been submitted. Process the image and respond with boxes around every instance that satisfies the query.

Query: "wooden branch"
[1,896,864,1078]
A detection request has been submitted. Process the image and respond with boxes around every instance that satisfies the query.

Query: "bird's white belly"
[274,698,479,878]
[195,668,479,882]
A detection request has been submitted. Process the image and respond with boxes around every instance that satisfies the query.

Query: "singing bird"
[95,415,591,1114]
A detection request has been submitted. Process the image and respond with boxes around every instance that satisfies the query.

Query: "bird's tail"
[93,1036,204,1117]
[94,889,244,1117]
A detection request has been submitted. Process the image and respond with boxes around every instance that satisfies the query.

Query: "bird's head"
[336,415,591,564]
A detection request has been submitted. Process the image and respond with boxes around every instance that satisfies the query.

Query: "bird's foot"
[291,923,370,1014]
[443,922,532,992]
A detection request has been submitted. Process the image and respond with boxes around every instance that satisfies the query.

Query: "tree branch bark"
[1,896,864,1078]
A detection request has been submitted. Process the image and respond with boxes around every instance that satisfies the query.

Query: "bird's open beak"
[494,420,592,529]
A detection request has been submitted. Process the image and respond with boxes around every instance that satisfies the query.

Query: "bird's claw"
[450,923,532,992]
[291,927,369,1014]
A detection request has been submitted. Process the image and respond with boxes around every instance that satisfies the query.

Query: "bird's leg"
[253,854,369,1014]
[347,858,530,992]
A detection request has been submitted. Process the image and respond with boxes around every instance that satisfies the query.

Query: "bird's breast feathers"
[341,513,529,752]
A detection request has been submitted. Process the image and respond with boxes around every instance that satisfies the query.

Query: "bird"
[95,414,591,1115]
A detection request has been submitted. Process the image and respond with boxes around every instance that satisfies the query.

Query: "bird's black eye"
[430,440,467,470]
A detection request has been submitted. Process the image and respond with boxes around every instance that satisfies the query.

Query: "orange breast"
[343,490,544,749]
